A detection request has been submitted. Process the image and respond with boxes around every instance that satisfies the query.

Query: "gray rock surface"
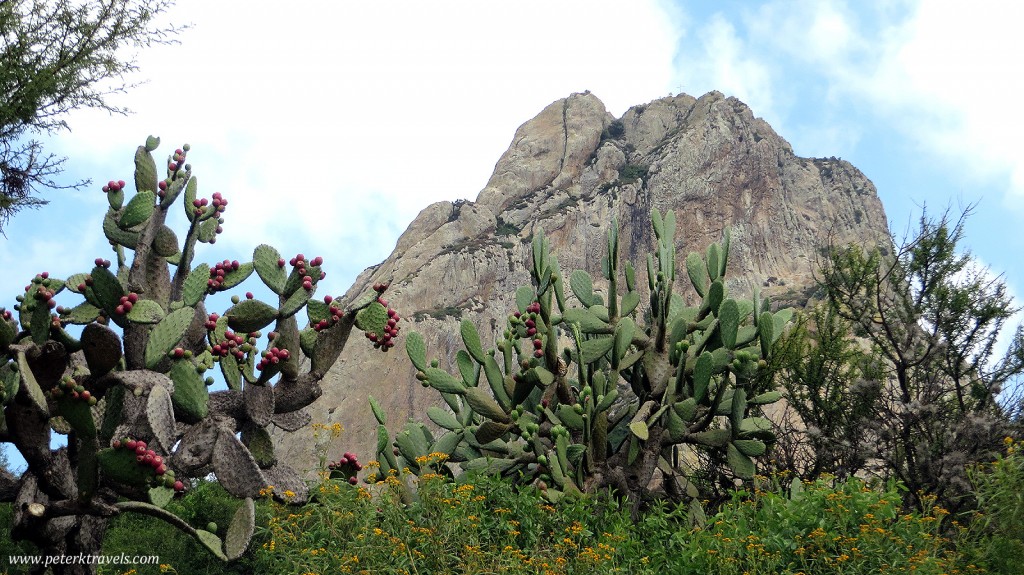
[273,91,890,473]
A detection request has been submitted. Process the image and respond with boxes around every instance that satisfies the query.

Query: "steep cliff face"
[273,91,889,471]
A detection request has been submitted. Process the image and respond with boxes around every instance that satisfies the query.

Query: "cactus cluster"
[372,211,790,511]
[0,137,394,569]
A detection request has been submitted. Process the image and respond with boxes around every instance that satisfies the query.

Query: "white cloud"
[866,2,1024,199]
[709,0,1024,203]
[24,0,682,300]
[674,13,780,128]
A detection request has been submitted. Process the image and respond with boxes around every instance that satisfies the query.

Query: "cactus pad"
[225,498,256,560]
[253,244,287,294]
[212,428,267,498]
[144,307,195,369]
[225,299,277,334]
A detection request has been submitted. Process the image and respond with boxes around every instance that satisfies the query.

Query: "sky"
[4,0,1024,469]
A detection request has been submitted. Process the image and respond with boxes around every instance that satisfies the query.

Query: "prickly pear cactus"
[373,211,790,512]
[0,137,395,572]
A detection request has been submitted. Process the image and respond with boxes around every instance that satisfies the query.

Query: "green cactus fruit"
[118,190,156,230]
[144,306,196,369]
[169,359,208,422]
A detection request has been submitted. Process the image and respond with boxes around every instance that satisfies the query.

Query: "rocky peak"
[273,91,890,471]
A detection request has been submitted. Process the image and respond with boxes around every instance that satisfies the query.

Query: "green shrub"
[959,437,1024,574]
[248,468,972,575]
[97,480,270,575]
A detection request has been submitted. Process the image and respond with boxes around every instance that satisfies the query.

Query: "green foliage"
[675,475,964,575]
[817,207,1024,512]
[766,304,885,481]
[381,212,791,509]
[0,0,181,230]
[959,437,1024,575]
[97,480,266,575]
[617,163,649,184]
[246,470,974,575]
[0,138,391,570]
